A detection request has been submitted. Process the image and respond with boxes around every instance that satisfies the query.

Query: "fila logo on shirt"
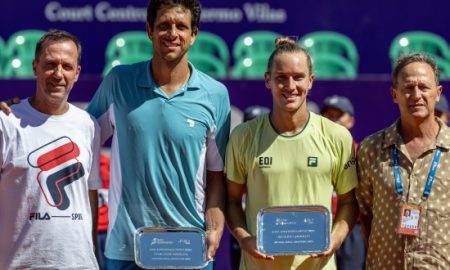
[27,136,85,211]
[308,157,318,167]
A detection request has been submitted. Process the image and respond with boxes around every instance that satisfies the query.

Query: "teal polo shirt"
[87,60,230,261]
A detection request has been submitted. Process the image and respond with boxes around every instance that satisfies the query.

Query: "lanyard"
[392,146,442,200]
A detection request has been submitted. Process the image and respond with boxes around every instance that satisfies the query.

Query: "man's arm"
[204,170,225,260]
[226,180,274,260]
[313,189,359,257]
[89,190,99,257]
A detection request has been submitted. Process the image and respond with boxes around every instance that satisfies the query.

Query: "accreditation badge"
[397,204,421,236]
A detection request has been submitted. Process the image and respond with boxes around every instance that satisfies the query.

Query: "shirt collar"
[381,119,401,149]
[382,117,450,150]
[137,60,201,93]
[435,118,450,150]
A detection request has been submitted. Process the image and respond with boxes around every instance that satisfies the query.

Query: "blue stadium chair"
[390,31,450,79]
[231,31,279,79]
[189,31,229,78]
[103,31,152,76]
[300,31,359,70]
[190,31,229,65]
[232,31,280,59]
[189,54,227,79]
[390,31,450,62]
[3,30,45,79]
[231,54,268,79]
[312,54,357,79]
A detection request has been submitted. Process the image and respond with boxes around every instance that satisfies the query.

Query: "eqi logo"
[27,136,85,210]
[258,156,273,168]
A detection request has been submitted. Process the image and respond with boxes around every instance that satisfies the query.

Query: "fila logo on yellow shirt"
[308,157,318,167]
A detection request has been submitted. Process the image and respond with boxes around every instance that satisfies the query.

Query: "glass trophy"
[256,205,330,256]
[134,227,209,269]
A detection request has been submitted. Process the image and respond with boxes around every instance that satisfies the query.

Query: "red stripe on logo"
[37,142,80,171]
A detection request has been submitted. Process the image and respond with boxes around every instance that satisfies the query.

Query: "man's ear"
[264,72,271,90]
[146,22,153,41]
[390,87,398,104]
[190,28,198,46]
[436,85,443,102]
[74,65,81,82]
[32,59,37,76]
[308,73,314,90]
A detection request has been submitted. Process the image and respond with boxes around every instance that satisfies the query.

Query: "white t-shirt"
[0,99,102,269]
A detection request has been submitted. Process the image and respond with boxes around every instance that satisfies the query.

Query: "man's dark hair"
[266,37,312,75]
[392,53,440,87]
[147,0,201,33]
[35,29,82,64]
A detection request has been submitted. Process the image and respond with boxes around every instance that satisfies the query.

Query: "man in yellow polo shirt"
[225,37,359,270]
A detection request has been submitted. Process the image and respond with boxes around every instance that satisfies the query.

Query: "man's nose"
[167,25,177,37]
[53,65,63,78]
[286,77,296,91]
[410,87,422,98]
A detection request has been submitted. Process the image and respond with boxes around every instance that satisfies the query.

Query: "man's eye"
[157,24,169,30]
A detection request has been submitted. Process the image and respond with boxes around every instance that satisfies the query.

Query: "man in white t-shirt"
[0,29,102,269]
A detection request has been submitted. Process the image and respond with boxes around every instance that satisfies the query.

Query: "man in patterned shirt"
[356,53,450,269]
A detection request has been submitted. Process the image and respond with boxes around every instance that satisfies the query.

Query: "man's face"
[32,40,80,107]
[391,62,442,121]
[321,107,354,129]
[147,5,197,63]
[264,52,314,114]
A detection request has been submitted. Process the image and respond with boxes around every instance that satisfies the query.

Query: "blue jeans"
[105,257,214,270]
[97,231,107,269]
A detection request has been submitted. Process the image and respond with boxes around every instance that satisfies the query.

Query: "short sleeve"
[87,118,103,190]
[332,127,358,195]
[224,124,248,185]
[206,83,231,168]
[86,69,117,145]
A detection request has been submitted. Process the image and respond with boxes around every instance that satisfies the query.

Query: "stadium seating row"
[103,30,359,79]
[1,30,450,80]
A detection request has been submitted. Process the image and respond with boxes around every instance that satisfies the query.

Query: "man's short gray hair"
[391,53,440,87]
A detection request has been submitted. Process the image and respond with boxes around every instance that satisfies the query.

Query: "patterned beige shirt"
[356,119,450,270]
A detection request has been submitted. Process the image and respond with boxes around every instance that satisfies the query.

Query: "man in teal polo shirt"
[87,0,230,268]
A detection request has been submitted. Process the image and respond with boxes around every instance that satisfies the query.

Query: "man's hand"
[239,235,274,260]
[310,235,341,258]
[0,97,20,115]
[204,171,226,260]
[206,229,221,260]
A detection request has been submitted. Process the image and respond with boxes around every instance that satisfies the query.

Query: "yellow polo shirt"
[225,112,358,270]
